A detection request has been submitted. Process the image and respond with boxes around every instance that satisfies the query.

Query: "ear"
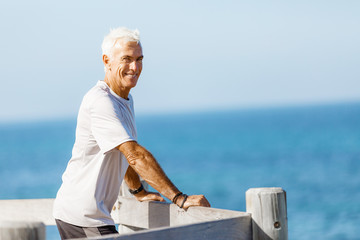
[103,54,110,68]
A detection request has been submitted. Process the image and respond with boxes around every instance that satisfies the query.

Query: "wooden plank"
[113,196,249,229]
[169,203,247,226]
[0,221,46,240]
[0,196,251,233]
[246,188,288,240]
[79,215,252,240]
[118,224,146,234]
[113,180,147,231]
[0,199,55,226]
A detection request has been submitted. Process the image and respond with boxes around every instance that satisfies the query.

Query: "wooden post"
[246,188,288,240]
[0,221,45,240]
[116,180,149,234]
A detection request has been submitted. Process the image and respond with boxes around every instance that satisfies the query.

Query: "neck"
[104,75,129,99]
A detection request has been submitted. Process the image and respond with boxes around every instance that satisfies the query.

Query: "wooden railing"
[0,188,287,240]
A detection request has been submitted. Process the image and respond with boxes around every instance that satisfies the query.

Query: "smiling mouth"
[125,73,137,78]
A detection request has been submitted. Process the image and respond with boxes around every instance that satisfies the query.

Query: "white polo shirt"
[53,81,137,227]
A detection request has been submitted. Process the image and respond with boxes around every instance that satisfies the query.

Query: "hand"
[135,190,165,202]
[177,194,211,210]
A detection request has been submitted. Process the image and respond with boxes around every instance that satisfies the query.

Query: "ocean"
[1,102,359,240]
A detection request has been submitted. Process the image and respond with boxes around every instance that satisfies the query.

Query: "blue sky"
[1,0,359,121]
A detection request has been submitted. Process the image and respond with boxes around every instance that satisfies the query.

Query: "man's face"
[107,40,143,90]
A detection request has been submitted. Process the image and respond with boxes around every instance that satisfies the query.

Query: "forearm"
[119,142,180,201]
[124,164,166,202]
[124,166,142,190]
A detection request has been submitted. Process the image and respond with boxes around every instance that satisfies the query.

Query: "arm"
[119,141,210,209]
[124,165,165,202]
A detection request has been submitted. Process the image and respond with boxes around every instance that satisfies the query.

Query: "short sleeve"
[90,96,135,154]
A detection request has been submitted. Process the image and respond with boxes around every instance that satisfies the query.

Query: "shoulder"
[82,81,113,109]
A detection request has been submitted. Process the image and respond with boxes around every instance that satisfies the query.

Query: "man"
[53,27,210,239]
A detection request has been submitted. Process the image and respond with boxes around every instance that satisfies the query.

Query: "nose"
[129,60,141,71]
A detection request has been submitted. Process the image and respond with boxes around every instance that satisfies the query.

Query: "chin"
[127,81,138,89]
[121,78,138,88]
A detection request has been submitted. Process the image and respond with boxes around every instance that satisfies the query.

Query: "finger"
[150,194,165,202]
[152,193,165,202]
[139,193,165,202]
[157,196,166,202]
[183,195,210,209]
[198,195,210,207]
[199,196,210,207]
[201,198,211,207]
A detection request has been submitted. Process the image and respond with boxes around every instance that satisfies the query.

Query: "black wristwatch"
[128,184,144,195]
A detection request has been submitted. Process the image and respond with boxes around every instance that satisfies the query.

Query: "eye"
[137,57,143,62]
[121,56,132,63]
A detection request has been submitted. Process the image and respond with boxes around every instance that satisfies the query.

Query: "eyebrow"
[121,55,144,59]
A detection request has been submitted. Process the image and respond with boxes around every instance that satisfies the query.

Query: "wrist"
[129,184,144,195]
[134,188,147,200]
[172,192,182,204]
[172,192,188,208]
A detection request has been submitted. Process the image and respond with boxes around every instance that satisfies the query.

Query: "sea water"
[0,102,359,240]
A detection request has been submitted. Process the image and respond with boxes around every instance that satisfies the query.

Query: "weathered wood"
[79,215,252,240]
[0,187,288,240]
[0,221,45,240]
[113,196,250,229]
[118,180,149,198]
[117,224,145,234]
[246,188,288,240]
[0,196,243,229]
[116,180,148,233]
[0,199,55,226]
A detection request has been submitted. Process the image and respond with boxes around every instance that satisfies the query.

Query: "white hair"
[101,27,141,58]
